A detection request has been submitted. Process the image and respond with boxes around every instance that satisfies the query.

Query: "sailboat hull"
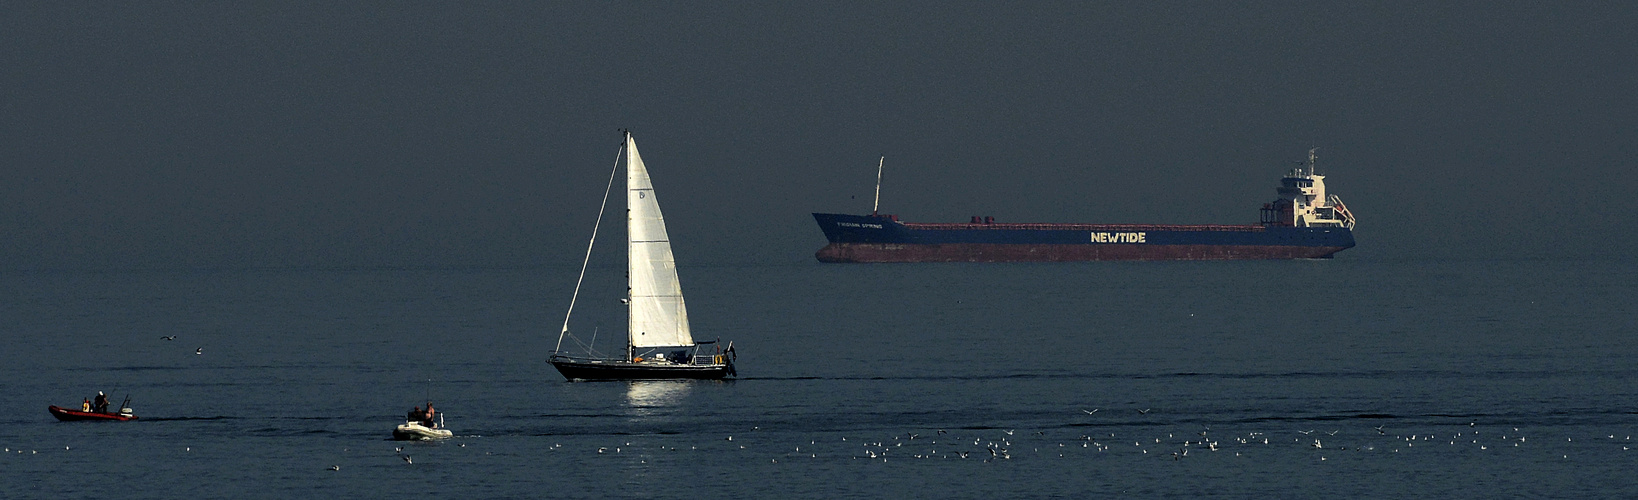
[550,357,734,381]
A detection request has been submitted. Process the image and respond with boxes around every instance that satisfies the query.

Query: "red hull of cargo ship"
[816,243,1349,263]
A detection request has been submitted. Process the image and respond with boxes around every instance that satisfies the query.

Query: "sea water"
[1,259,1634,498]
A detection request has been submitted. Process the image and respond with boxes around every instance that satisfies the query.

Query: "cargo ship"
[812,149,1356,263]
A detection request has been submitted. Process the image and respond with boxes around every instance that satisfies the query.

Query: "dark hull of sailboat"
[550,357,734,381]
[49,406,138,421]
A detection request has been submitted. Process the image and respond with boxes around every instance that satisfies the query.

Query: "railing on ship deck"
[903,222,1263,232]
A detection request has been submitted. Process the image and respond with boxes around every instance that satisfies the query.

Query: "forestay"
[625,137,694,348]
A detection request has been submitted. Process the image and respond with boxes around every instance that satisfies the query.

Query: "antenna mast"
[871,156,884,215]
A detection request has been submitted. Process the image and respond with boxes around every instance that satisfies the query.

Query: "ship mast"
[872,156,884,215]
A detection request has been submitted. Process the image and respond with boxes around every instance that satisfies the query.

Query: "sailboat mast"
[622,133,695,355]
[624,131,636,361]
[872,156,884,215]
[555,135,626,353]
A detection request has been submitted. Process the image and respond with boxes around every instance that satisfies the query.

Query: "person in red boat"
[93,392,110,413]
[82,398,91,412]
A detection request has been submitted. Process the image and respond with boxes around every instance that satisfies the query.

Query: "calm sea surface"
[2,259,1634,498]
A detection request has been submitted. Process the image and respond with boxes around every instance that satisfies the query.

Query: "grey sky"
[3,2,1633,269]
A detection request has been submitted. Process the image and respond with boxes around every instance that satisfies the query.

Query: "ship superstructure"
[1260,148,1356,229]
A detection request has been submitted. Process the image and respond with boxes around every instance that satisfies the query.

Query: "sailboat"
[549,132,736,380]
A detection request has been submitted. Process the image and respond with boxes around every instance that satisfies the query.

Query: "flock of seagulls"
[498,408,1633,467]
[506,417,1635,468]
[7,411,1633,472]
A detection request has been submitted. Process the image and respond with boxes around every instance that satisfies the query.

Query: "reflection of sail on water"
[625,380,691,409]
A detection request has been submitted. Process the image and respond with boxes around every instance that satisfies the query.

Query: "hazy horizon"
[4,3,1634,270]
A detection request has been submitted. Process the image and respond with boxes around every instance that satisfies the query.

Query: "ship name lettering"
[1090,232,1146,243]
[836,222,881,229]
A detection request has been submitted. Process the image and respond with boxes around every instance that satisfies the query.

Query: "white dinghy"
[393,410,451,440]
[393,420,452,441]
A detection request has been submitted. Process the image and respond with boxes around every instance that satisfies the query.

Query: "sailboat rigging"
[549,131,736,380]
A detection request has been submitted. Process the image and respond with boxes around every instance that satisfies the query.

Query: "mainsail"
[625,137,694,348]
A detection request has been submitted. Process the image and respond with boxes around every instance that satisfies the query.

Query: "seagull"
[1326,430,1340,436]
[1003,430,1014,436]
[328,465,340,471]
[160,335,176,341]
[395,446,403,453]
[1137,409,1151,414]
[1375,425,1386,435]
[620,298,630,305]
[1082,409,1099,415]
[402,455,412,464]
[195,347,203,355]
[1298,430,1315,435]
[937,429,947,435]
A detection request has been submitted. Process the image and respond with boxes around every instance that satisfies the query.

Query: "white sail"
[626,136,694,348]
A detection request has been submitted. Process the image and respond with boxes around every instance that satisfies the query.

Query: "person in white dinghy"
[405,403,437,427]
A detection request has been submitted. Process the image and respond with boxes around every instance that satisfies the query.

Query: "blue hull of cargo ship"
[812,213,1355,263]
